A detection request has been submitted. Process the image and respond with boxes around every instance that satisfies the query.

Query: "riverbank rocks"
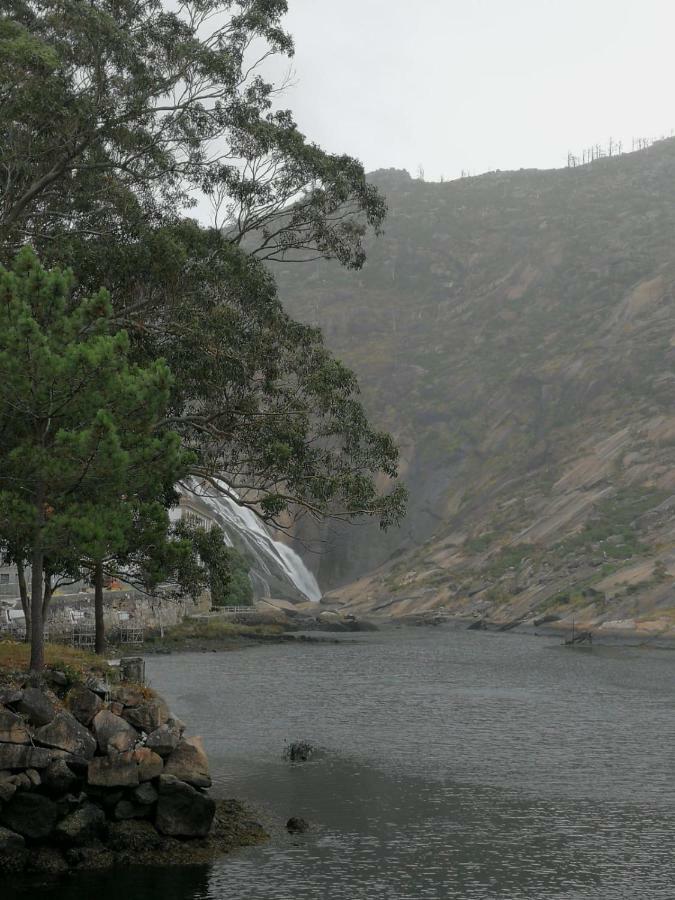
[163,736,211,788]
[0,668,237,873]
[155,774,215,837]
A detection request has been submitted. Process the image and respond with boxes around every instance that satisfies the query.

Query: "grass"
[147,618,285,644]
[0,639,107,679]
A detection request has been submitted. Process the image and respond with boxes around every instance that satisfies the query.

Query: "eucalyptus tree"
[0,1,405,536]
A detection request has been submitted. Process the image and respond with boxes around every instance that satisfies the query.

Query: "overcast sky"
[269,0,674,180]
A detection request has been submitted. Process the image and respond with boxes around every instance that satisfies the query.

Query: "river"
[14,627,675,899]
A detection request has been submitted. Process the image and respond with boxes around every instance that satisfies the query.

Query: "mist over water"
[18,628,673,900]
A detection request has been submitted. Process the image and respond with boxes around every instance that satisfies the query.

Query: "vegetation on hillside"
[279,142,675,624]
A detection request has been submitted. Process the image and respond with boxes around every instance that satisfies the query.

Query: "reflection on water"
[11,628,675,899]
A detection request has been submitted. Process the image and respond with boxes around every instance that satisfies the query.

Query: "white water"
[176,480,321,603]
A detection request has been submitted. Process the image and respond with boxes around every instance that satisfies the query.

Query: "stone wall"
[0,668,219,872]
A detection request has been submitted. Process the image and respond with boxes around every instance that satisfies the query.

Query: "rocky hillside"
[278,139,675,632]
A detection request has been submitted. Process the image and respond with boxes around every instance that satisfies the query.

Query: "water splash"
[176,480,321,603]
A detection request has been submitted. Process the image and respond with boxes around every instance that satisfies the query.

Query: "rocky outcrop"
[0,666,242,874]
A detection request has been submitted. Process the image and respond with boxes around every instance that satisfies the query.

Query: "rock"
[119,657,145,685]
[123,697,170,732]
[133,747,163,781]
[1,792,58,839]
[134,782,158,806]
[145,723,181,757]
[107,819,163,853]
[163,737,211,788]
[25,768,41,788]
[0,688,23,706]
[286,741,316,762]
[0,825,25,851]
[286,816,310,833]
[168,716,186,735]
[84,675,110,697]
[92,709,138,754]
[66,684,103,725]
[55,792,87,817]
[0,706,31,743]
[0,773,17,803]
[155,774,215,838]
[31,846,69,873]
[42,758,79,796]
[35,710,97,759]
[45,669,68,687]
[15,687,55,726]
[110,701,124,717]
[54,803,106,847]
[0,743,52,769]
[65,844,115,870]
[113,799,147,821]
[112,684,146,708]
[87,750,139,788]
[9,772,32,791]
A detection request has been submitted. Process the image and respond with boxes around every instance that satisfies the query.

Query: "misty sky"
[271,0,675,180]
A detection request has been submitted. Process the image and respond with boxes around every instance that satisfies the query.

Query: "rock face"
[0,675,225,873]
[155,775,215,837]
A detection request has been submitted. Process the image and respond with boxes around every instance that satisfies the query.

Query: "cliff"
[278,140,675,632]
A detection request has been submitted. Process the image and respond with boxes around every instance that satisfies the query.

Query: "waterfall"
[175,480,322,603]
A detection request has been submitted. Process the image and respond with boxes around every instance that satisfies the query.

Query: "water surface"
[13,628,675,899]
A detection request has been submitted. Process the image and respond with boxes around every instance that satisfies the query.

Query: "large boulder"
[35,711,97,760]
[0,706,30,744]
[87,750,139,788]
[123,697,170,732]
[1,792,58,840]
[132,747,163,781]
[15,687,55,726]
[66,685,103,726]
[155,774,215,837]
[0,743,52,770]
[92,709,138,754]
[163,737,211,789]
[54,803,106,847]
[42,758,80,796]
[145,723,181,757]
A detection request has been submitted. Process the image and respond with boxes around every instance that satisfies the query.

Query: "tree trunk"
[94,561,105,655]
[42,577,53,620]
[29,547,44,672]
[17,564,30,643]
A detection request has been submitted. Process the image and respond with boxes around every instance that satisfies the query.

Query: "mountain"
[277,139,675,633]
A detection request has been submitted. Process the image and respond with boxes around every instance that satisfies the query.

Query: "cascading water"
[175,479,321,603]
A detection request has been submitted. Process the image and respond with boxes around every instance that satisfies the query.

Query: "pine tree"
[0,249,188,669]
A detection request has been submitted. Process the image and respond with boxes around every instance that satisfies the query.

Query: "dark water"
[12,628,675,899]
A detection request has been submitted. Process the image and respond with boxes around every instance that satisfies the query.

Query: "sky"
[265,0,675,181]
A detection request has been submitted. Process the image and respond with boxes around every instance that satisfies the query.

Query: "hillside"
[277,139,675,633]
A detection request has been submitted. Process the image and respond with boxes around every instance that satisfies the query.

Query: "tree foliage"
[0,249,188,667]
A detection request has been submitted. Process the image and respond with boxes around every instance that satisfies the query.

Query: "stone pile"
[0,670,216,872]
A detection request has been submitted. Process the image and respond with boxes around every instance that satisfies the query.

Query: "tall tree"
[0,249,187,669]
[0,0,385,270]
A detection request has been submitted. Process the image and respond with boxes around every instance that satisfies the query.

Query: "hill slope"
[277,140,675,633]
